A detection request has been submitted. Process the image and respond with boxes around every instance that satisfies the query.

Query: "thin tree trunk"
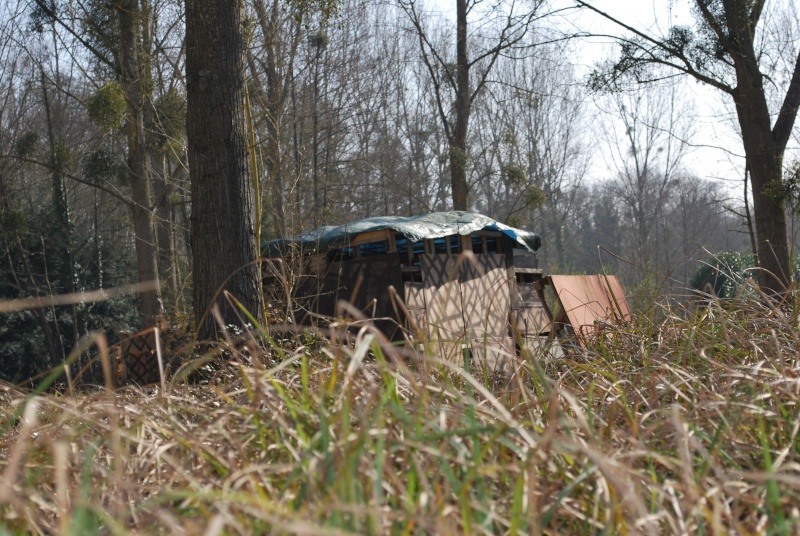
[450,0,470,211]
[251,0,288,237]
[118,0,161,327]
[40,68,79,348]
[154,154,175,306]
[743,164,757,260]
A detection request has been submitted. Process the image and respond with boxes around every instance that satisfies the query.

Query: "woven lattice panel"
[119,329,160,386]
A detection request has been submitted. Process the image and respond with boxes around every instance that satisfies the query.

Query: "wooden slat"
[348,229,393,247]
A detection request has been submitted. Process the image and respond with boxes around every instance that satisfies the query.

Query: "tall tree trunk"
[312,43,322,227]
[729,21,791,295]
[118,0,161,327]
[40,68,79,348]
[154,154,175,306]
[251,0,289,238]
[186,0,261,339]
[450,0,470,211]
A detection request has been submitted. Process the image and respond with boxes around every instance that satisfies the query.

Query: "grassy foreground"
[1,297,799,535]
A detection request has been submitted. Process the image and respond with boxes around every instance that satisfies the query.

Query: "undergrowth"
[1,295,799,534]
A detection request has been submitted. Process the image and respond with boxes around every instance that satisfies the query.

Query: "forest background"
[0,0,798,381]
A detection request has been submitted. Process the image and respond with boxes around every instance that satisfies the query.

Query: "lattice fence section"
[116,328,163,387]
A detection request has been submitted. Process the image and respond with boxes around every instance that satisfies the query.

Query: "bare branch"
[0,153,134,208]
[575,0,735,95]
[772,48,800,151]
[30,0,116,71]
[398,0,453,139]
[694,0,735,53]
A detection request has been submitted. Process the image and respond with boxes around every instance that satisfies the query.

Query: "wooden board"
[117,328,160,386]
[419,253,516,362]
[548,275,631,344]
[293,253,404,338]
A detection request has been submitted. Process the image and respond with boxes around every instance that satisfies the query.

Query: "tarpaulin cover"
[263,211,541,256]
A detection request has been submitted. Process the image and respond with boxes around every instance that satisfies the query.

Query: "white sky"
[552,0,748,189]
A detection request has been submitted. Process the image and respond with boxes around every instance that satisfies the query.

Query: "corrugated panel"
[549,275,631,342]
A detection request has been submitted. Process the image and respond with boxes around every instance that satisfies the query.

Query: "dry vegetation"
[1,295,800,535]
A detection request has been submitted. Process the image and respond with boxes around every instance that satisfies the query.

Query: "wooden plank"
[348,229,392,247]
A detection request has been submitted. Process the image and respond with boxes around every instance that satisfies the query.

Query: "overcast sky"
[554,0,751,188]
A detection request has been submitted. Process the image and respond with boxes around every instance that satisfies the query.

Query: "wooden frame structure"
[265,218,551,366]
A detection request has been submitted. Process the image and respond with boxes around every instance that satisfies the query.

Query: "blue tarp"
[263,211,541,256]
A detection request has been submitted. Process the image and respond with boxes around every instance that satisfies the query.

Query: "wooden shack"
[263,211,551,363]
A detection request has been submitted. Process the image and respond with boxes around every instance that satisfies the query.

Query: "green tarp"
[263,211,541,256]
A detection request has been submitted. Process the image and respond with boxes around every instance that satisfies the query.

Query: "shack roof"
[263,211,541,257]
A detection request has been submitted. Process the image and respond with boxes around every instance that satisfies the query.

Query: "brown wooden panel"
[118,328,160,386]
[548,275,631,345]
[292,253,404,338]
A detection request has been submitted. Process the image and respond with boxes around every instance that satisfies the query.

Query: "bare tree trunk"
[450,0,470,211]
[118,0,161,327]
[186,0,261,339]
[40,67,79,348]
[732,40,791,294]
[251,0,293,238]
[154,154,175,306]
[743,164,757,260]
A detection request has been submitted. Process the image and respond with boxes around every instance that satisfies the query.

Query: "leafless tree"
[398,0,556,210]
[578,0,800,295]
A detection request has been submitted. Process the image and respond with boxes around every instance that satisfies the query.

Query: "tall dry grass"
[1,294,799,534]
